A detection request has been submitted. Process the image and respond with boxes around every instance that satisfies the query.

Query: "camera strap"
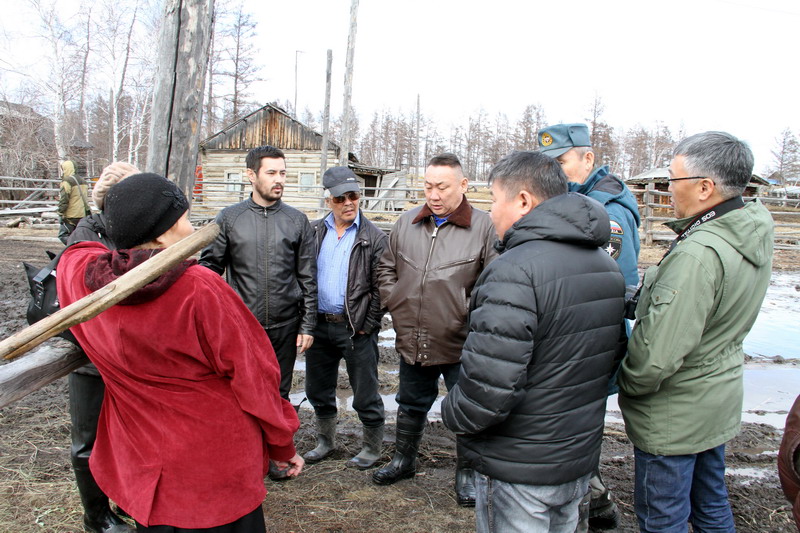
[624,195,745,319]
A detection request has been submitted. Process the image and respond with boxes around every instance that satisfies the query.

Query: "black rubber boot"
[372,412,425,485]
[303,416,337,464]
[347,423,384,470]
[69,373,133,533]
[588,471,619,530]
[74,467,134,533]
[455,444,476,507]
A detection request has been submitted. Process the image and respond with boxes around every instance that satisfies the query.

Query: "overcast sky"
[2,0,798,173]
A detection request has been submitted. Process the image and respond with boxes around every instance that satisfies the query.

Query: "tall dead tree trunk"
[147,0,214,199]
[339,0,359,165]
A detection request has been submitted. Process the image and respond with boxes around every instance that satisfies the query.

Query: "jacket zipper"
[416,223,440,360]
[263,207,269,329]
[344,238,363,346]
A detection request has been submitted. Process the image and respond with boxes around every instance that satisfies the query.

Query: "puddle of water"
[743,272,800,359]
[725,466,776,485]
[378,328,396,348]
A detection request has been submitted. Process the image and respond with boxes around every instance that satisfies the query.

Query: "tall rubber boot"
[454,444,476,507]
[69,372,133,533]
[588,471,619,530]
[74,467,134,533]
[303,416,337,464]
[347,424,384,470]
[372,412,425,485]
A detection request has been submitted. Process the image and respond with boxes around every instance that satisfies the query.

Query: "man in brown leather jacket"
[373,153,497,508]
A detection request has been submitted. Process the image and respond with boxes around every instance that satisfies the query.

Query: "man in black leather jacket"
[302,167,388,471]
[200,145,317,403]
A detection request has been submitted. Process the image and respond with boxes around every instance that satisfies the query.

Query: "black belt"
[319,313,347,324]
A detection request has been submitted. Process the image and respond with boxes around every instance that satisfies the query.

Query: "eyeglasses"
[331,191,360,203]
[667,176,706,182]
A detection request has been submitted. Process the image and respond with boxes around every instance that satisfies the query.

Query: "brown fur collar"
[412,195,472,228]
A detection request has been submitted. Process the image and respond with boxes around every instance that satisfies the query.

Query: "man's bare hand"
[296,334,314,353]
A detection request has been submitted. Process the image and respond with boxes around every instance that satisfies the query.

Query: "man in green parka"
[618,131,774,533]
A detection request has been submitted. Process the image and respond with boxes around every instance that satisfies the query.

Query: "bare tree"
[514,104,546,151]
[769,128,800,185]
[93,0,139,161]
[218,3,260,122]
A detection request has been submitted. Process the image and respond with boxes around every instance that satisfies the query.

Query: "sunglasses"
[331,191,360,203]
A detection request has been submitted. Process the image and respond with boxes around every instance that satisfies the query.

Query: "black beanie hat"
[104,173,189,249]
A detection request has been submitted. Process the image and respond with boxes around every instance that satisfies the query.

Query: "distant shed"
[198,103,396,209]
[626,167,768,208]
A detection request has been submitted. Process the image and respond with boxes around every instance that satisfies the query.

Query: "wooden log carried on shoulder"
[0,223,220,362]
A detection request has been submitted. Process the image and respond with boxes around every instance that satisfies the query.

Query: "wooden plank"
[0,223,220,361]
[0,344,87,409]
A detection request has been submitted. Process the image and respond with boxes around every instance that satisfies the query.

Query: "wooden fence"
[1,175,797,249]
[632,183,800,250]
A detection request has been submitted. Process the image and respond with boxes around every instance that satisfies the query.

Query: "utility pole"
[415,94,421,186]
[294,50,304,117]
[147,0,214,201]
[320,49,333,179]
[339,0,359,166]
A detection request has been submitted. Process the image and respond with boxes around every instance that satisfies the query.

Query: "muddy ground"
[0,228,798,532]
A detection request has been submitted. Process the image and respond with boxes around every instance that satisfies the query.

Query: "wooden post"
[339,0,359,166]
[319,49,333,215]
[645,182,655,246]
[0,345,87,409]
[147,0,215,201]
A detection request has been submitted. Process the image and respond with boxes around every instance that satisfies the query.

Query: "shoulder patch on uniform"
[610,220,624,235]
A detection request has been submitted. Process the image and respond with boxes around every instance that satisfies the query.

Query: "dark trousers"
[397,358,460,418]
[266,322,300,400]
[136,505,265,532]
[305,321,384,427]
[69,372,104,470]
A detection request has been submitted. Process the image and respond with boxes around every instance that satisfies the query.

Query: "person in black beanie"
[56,172,303,532]
[104,172,190,250]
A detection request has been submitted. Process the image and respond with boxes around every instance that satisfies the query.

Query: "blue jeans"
[475,473,590,533]
[633,444,735,532]
[396,359,460,418]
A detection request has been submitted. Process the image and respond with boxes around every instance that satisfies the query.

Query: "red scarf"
[84,248,197,305]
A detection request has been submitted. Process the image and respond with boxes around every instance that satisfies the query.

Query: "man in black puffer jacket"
[442,151,625,533]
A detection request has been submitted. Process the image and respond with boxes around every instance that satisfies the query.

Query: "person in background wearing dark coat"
[66,161,139,533]
[442,151,625,532]
[303,167,387,470]
[779,394,800,531]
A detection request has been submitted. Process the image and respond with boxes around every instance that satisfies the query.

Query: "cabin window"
[299,171,316,194]
[226,171,243,192]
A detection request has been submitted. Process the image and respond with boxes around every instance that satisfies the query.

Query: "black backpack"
[22,248,79,345]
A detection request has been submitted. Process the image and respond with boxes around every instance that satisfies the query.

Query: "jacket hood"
[666,199,774,268]
[500,192,611,252]
[570,166,641,225]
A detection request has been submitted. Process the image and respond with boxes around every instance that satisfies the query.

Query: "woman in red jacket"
[57,173,304,532]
